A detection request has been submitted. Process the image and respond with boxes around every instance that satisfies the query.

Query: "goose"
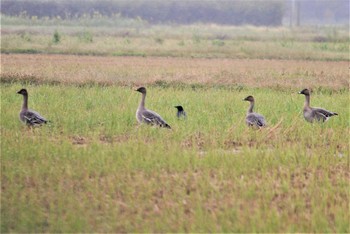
[298,88,338,123]
[135,87,171,129]
[243,95,266,128]
[174,105,186,119]
[17,89,48,126]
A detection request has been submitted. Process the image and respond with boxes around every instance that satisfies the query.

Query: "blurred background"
[1,0,349,27]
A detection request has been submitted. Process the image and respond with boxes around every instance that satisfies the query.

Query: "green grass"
[1,33,349,61]
[1,83,349,232]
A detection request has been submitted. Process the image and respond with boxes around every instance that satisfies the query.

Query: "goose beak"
[298,91,302,94]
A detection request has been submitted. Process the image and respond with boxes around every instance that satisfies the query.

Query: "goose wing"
[24,109,47,126]
[312,107,338,122]
[246,113,266,127]
[313,107,338,117]
[142,109,171,128]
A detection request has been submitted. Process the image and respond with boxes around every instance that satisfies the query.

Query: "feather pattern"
[20,109,47,126]
[246,113,266,127]
[304,107,338,123]
[141,109,171,128]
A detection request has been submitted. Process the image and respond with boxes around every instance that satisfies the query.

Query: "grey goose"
[174,105,186,119]
[243,95,266,128]
[299,88,338,123]
[135,87,171,129]
[17,89,48,126]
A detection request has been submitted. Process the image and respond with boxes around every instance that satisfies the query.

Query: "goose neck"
[139,92,146,109]
[247,101,254,113]
[304,94,310,108]
[22,94,28,110]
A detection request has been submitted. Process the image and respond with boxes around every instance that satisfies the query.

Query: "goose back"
[304,107,338,123]
[20,109,47,126]
[246,113,266,127]
[138,108,171,128]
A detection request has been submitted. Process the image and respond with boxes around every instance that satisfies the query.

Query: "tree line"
[1,0,285,26]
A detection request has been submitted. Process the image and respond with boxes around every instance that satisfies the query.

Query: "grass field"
[1,17,349,232]
[1,14,349,61]
[1,55,349,232]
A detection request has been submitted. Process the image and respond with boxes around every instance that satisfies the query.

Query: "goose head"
[243,95,254,102]
[136,87,146,94]
[17,88,28,96]
[299,88,310,96]
[174,105,184,111]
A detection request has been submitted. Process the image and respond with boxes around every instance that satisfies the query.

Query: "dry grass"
[1,54,348,91]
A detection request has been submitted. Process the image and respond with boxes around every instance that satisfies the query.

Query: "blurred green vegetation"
[1,14,349,61]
